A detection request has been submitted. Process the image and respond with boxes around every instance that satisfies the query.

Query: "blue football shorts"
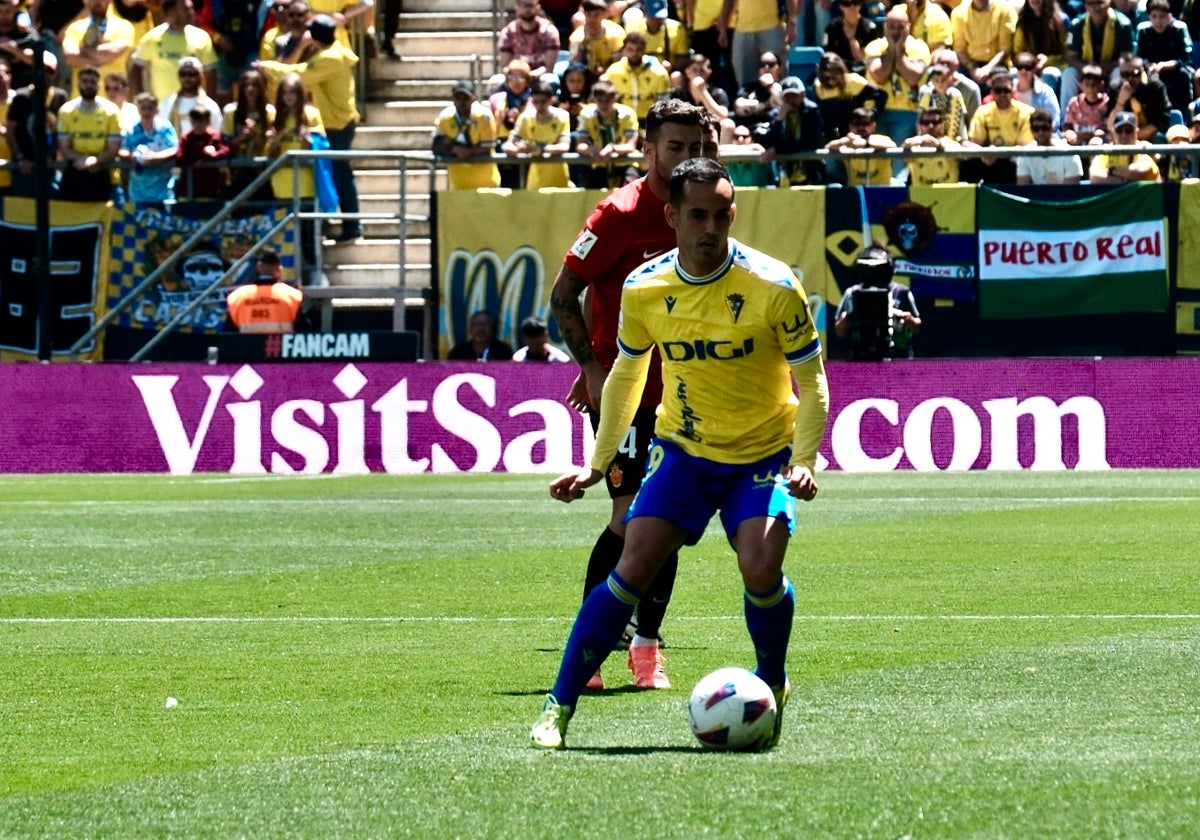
[624,438,797,546]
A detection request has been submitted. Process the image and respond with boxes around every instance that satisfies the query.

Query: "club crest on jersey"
[726,293,745,323]
[570,230,598,260]
[608,463,624,487]
[665,295,677,313]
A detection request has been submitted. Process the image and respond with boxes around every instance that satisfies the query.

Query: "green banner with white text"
[977,184,1169,319]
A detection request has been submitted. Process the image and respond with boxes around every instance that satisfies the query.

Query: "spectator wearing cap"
[257,14,362,242]
[433,79,501,189]
[1089,110,1160,181]
[513,315,570,361]
[1161,123,1195,180]
[160,56,222,137]
[130,0,219,102]
[56,64,123,201]
[4,51,68,198]
[602,30,671,124]
[760,75,826,186]
[1016,107,1082,184]
[498,0,562,80]
[1106,54,1172,141]
[623,0,689,73]
[60,0,136,96]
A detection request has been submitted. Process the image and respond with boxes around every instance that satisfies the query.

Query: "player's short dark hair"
[1146,0,1170,13]
[623,31,648,48]
[644,98,705,143]
[530,77,557,98]
[258,247,281,267]
[668,157,731,206]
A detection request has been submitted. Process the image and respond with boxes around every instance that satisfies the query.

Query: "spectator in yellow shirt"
[603,30,671,124]
[950,0,1017,88]
[502,77,573,188]
[570,0,625,77]
[431,79,502,190]
[965,66,1034,182]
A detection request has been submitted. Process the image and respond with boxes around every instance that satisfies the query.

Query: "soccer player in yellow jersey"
[532,156,830,750]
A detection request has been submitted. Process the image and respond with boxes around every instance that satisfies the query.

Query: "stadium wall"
[1,358,1196,474]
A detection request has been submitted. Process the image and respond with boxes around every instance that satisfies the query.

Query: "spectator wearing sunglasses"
[1106,54,1172,140]
[904,104,966,184]
[733,49,783,131]
[964,64,1034,182]
[1016,107,1082,183]
[1012,50,1061,127]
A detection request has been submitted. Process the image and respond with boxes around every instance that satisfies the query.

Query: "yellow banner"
[436,186,828,357]
[1178,180,1200,290]
[0,197,111,361]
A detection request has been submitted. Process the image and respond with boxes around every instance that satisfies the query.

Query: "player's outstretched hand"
[785,464,819,502]
[550,468,603,503]
[565,374,590,412]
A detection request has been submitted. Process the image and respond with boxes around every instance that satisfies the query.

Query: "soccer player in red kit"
[550,99,708,691]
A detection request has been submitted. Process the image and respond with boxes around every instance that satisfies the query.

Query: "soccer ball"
[687,667,777,752]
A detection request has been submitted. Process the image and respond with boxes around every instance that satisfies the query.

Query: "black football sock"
[632,550,678,641]
[581,526,625,605]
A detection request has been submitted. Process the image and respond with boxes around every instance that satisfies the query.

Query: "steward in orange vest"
[224,248,308,333]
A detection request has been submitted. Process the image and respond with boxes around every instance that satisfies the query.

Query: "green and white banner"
[977,184,1169,319]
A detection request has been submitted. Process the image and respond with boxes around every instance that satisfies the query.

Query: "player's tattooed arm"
[550,265,597,366]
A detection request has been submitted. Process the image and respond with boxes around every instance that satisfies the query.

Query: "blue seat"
[786,45,824,85]
[1170,109,1184,126]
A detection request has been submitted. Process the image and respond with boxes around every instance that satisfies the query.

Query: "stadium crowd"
[0,0,363,237]
[433,0,1200,189]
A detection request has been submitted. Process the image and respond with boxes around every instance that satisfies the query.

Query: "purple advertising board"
[0,359,1197,474]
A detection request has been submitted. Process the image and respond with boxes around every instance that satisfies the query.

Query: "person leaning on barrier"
[1088,109,1161,181]
[963,65,1035,184]
[575,77,639,188]
[1161,123,1195,180]
[834,244,921,360]
[5,51,68,199]
[502,76,573,188]
[904,104,966,185]
[225,248,311,334]
[825,105,894,185]
[1016,107,1083,184]
[433,79,502,190]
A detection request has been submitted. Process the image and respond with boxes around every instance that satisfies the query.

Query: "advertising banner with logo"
[0,197,112,361]
[436,188,828,358]
[1,359,1199,474]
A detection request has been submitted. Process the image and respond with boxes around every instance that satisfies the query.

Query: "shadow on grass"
[574,745,701,755]
[499,685,649,698]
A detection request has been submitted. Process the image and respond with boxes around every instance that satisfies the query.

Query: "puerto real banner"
[1,359,1199,474]
[977,184,1170,320]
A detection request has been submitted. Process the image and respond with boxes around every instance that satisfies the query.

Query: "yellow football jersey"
[614,238,822,464]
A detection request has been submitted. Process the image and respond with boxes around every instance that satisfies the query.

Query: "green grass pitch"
[3,470,1200,838]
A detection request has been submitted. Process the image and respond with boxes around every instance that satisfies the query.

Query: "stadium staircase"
[309,0,498,341]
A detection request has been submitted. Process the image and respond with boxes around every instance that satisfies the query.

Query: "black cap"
[308,15,336,45]
[452,79,475,96]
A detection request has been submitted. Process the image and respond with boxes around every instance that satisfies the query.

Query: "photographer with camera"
[834,244,922,360]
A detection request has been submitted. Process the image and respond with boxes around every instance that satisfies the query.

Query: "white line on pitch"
[2,614,1200,625]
